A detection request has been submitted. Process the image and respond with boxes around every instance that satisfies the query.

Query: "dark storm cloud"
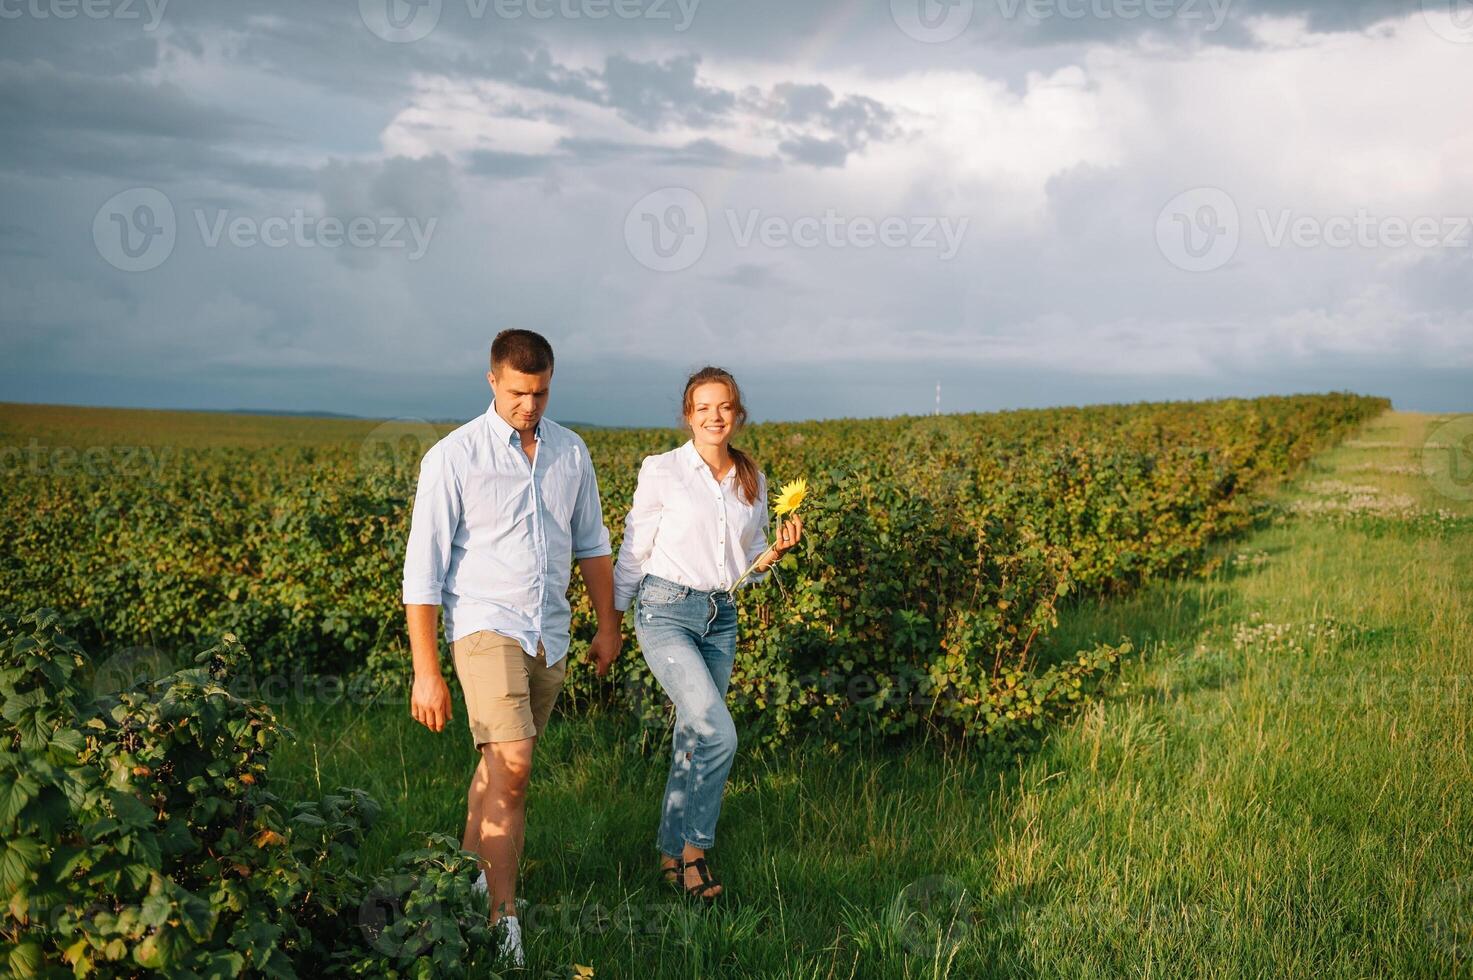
[0,0,1464,422]
[711,262,791,288]
[465,149,555,178]
[0,61,246,141]
[600,53,735,128]
[465,134,775,179]
[0,61,315,187]
[555,136,776,169]
[0,224,44,259]
[754,83,899,167]
[777,136,849,169]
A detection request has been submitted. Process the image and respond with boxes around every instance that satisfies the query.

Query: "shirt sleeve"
[570,439,613,561]
[612,455,663,611]
[401,443,461,605]
[739,469,772,588]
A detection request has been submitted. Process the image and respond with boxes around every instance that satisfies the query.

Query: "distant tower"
[934,382,941,416]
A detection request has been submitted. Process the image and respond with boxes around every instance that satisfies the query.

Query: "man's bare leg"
[466,735,536,922]
[462,751,491,893]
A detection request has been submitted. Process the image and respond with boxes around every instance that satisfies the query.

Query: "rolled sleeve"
[613,456,663,611]
[570,442,613,561]
[401,444,460,605]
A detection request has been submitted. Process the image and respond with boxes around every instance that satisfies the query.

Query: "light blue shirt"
[401,400,612,667]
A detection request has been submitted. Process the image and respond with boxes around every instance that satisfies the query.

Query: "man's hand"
[411,671,453,732]
[577,555,621,678]
[405,604,451,732]
[587,622,623,678]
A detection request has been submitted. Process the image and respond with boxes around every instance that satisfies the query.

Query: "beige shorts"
[451,631,566,747]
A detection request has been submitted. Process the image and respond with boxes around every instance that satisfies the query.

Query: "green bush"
[0,609,494,979]
[0,394,1387,749]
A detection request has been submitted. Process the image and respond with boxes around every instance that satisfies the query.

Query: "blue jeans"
[635,573,738,857]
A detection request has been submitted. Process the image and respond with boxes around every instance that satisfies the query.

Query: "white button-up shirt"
[401,400,612,667]
[612,441,771,612]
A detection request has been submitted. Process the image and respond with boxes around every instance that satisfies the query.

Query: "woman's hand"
[775,515,803,554]
[761,515,803,569]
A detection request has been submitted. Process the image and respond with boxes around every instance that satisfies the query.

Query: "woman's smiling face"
[687,381,735,449]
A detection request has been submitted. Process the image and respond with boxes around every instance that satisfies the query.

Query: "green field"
[3,399,1469,978]
[259,409,1472,978]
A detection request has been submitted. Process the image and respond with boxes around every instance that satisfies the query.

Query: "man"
[402,329,622,967]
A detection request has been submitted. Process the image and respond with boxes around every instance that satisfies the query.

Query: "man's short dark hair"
[490,329,555,375]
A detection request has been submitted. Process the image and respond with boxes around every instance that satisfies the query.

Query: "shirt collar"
[679,440,705,470]
[485,398,540,447]
[681,440,736,484]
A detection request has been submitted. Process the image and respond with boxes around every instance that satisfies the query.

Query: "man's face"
[488,366,552,434]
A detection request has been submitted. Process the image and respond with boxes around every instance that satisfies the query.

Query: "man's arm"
[579,554,622,677]
[568,441,621,677]
[406,603,452,732]
[402,444,459,733]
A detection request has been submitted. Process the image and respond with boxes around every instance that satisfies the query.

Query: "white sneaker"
[495,914,525,967]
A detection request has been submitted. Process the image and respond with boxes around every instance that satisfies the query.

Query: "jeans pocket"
[639,579,688,606]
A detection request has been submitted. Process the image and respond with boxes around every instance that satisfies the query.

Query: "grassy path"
[272,411,1471,978]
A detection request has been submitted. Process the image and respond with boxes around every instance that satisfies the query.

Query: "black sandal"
[683,857,723,904]
[660,858,684,892]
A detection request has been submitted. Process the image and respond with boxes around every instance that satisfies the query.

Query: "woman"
[612,366,803,903]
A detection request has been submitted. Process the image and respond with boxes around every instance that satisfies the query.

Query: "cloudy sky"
[1,0,1469,426]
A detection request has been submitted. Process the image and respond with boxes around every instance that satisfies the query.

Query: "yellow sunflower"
[773,477,808,517]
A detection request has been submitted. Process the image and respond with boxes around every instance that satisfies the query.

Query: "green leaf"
[0,837,45,892]
[8,941,43,978]
[0,772,39,826]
